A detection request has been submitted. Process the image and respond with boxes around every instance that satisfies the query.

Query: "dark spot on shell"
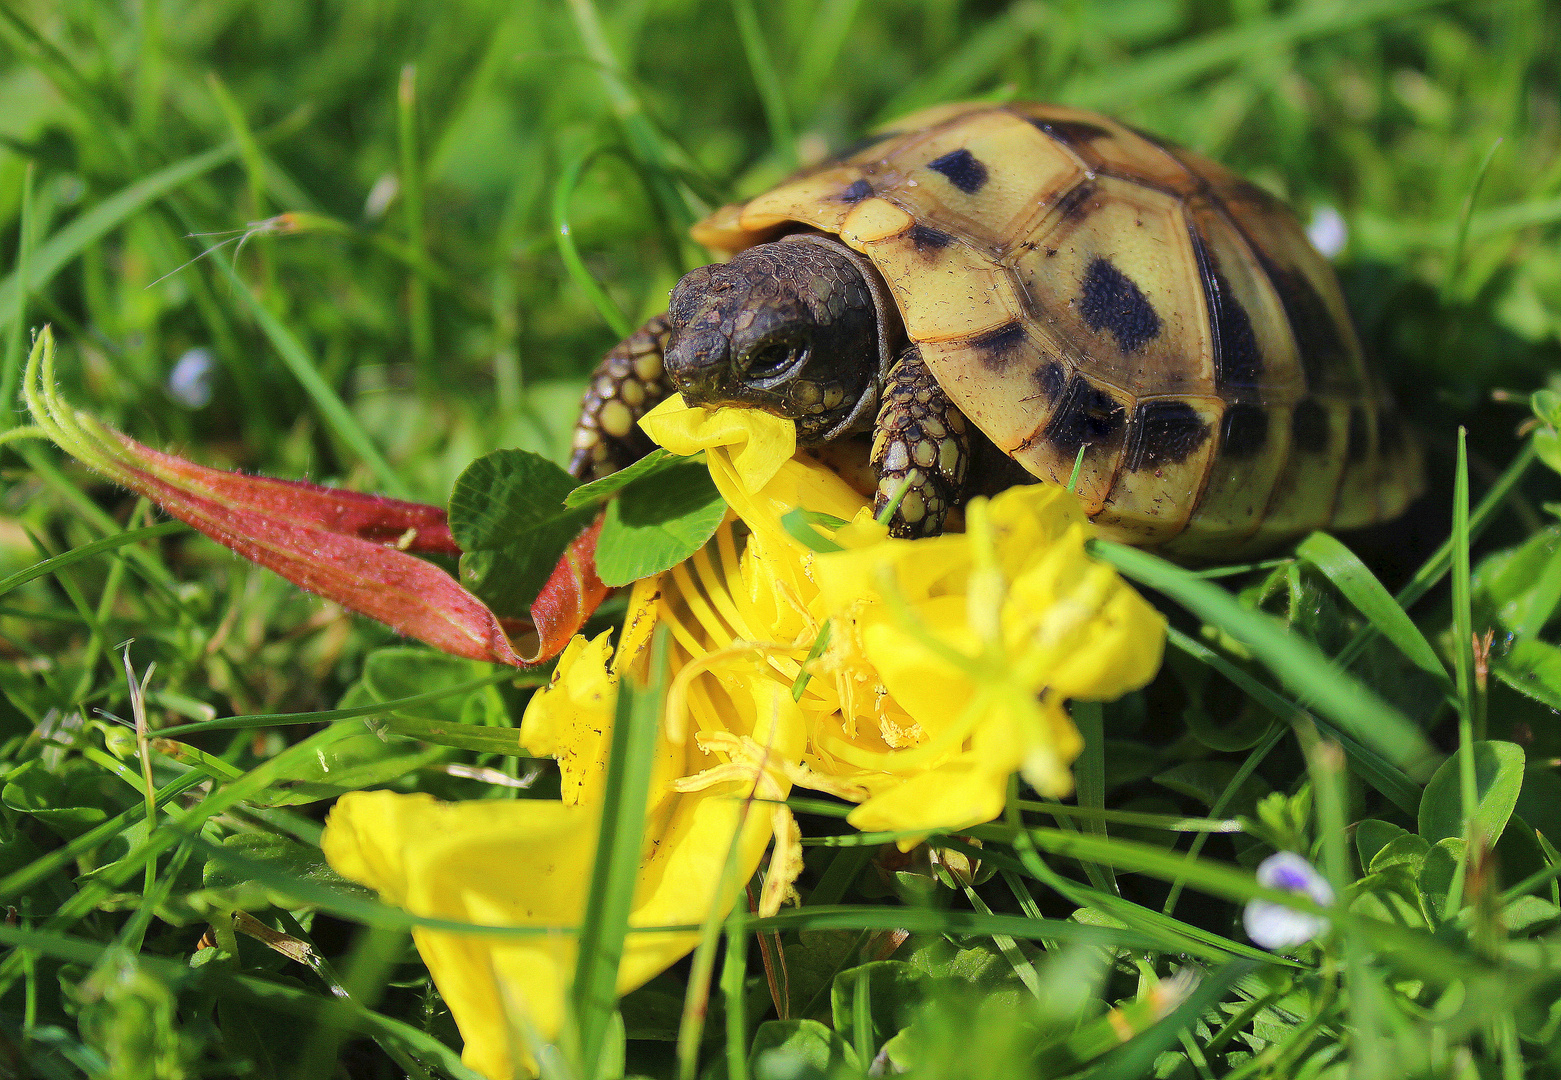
[1187,223,1262,390]
[1291,399,1331,454]
[1127,400,1211,471]
[1346,405,1370,462]
[1032,118,1112,146]
[1377,407,1405,451]
[1053,181,1097,222]
[1220,402,1269,460]
[908,224,953,251]
[926,148,988,195]
[1080,256,1161,353]
[1043,376,1125,457]
[840,179,872,203]
[1033,361,1066,400]
[1262,259,1351,388]
[969,321,1026,370]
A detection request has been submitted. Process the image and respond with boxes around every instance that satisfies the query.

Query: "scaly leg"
[871,346,970,537]
[567,315,673,480]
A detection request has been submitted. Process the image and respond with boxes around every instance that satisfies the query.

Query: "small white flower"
[166,347,213,409]
[1306,205,1349,258]
[364,174,399,220]
[1244,851,1335,949]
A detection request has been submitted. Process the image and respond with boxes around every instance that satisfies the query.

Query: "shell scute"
[862,110,1083,259]
[737,164,870,237]
[1006,102,1200,195]
[1013,176,1214,398]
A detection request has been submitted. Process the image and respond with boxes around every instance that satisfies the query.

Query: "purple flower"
[1243,851,1335,949]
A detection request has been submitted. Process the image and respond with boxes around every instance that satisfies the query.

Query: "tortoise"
[567,101,1424,556]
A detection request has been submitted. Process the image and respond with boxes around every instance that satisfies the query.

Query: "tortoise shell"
[690,101,1424,556]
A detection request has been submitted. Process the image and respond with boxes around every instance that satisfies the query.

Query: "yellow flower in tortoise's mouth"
[636,394,1166,839]
[320,394,1164,1080]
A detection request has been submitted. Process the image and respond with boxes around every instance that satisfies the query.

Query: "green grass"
[2,0,1561,1077]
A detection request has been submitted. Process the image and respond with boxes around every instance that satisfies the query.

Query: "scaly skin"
[871,346,970,537]
[567,315,674,481]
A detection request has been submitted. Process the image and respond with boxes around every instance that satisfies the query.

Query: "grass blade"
[0,519,185,598]
[0,161,33,427]
[1295,531,1451,690]
[0,142,239,328]
[1091,540,1437,781]
[207,248,410,499]
[1065,0,1454,110]
[553,145,636,342]
[574,629,668,1074]
[730,0,796,167]
[398,65,435,385]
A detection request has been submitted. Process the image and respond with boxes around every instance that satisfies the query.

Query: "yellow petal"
[519,631,616,806]
[322,791,598,1080]
[1047,587,1167,700]
[857,599,978,739]
[322,754,797,1079]
[812,533,972,610]
[639,393,795,494]
[845,757,1009,842]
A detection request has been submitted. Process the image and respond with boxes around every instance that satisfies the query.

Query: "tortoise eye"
[743,341,802,381]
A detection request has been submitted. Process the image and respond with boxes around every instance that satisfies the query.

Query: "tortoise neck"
[776,232,904,387]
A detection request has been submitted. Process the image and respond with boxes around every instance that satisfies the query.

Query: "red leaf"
[96,426,606,667]
[128,439,461,554]
[516,516,608,664]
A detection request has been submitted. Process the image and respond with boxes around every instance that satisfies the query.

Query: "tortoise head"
[664,235,891,443]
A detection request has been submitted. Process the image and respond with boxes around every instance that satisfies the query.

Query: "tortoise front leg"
[871,345,970,537]
[568,315,674,481]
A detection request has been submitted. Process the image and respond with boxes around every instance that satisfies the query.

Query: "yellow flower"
[322,392,1165,1079]
[641,394,1166,841]
[323,578,807,1080]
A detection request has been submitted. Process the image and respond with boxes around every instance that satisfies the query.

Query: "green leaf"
[1355,819,1411,871]
[1418,741,1526,845]
[594,458,726,586]
[563,447,677,507]
[1370,832,1432,876]
[1532,389,1561,430]
[1,762,111,838]
[360,648,503,726]
[749,1018,859,1080]
[1492,636,1561,710]
[1154,761,1270,814]
[1419,837,1463,924]
[1296,531,1450,688]
[1502,894,1560,933]
[448,448,595,616]
[449,447,585,548]
[1473,526,1561,636]
[831,961,926,1055]
[200,834,372,910]
[904,940,1020,990]
[1534,427,1561,477]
